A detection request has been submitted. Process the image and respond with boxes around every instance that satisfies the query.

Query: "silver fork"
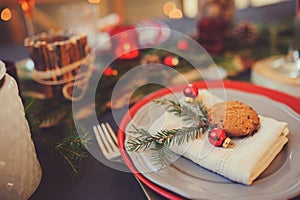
[92,122,152,200]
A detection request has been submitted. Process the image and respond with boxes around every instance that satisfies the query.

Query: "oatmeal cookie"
[208,101,260,137]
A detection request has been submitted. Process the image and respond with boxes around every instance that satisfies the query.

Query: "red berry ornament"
[183,84,198,102]
[208,128,231,148]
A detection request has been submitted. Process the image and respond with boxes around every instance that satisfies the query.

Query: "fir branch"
[24,97,36,112]
[59,151,79,178]
[156,126,205,146]
[127,126,157,151]
[194,100,208,127]
[24,95,93,177]
[127,126,205,152]
[55,133,92,177]
[127,99,208,152]
[153,98,208,126]
[151,145,172,169]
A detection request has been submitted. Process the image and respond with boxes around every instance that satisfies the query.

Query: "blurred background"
[0,0,294,45]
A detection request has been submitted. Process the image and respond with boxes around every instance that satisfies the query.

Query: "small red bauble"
[208,128,231,148]
[183,84,198,102]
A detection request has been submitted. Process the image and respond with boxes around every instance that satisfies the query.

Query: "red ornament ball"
[177,40,189,51]
[208,128,231,148]
[183,84,198,99]
[164,55,179,67]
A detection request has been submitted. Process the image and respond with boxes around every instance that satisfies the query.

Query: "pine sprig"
[24,96,93,178]
[194,100,208,127]
[55,133,92,178]
[151,145,172,169]
[127,126,157,151]
[127,99,208,152]
[127,126,205,152]
[156,126,206,146]
[153,98,208,126]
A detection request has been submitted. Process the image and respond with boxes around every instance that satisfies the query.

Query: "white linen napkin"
[149,89,289,185]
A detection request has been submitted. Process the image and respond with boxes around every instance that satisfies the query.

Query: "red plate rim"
[118,80,300,199]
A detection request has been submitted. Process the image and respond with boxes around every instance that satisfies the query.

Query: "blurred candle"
[19,0,35,17]
[109,25,139,59]
[19,0,35,36]
[182,0,198,18]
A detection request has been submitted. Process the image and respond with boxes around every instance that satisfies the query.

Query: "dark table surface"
[1,1,299,200]
[29,108,153,200]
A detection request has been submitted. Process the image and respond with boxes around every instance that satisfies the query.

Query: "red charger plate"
[118,80,300,199]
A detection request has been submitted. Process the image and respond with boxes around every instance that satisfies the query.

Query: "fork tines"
[92,123,119,156]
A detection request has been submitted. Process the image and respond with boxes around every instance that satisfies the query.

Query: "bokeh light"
[163,2,177,16]
[88,0,101,4]
[1,8,12,22]
[168,8,183,19]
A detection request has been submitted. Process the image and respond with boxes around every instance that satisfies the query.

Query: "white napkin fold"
[149,89,289,185]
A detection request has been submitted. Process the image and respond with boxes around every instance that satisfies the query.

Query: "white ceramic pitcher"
[0,61,41,199]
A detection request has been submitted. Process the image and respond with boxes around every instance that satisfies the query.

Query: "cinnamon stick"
[59,41,73,81]
[39,41,53,98]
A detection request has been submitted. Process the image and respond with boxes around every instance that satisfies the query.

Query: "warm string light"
[1,8,12,22]
[88,0,101,4]
[168,8,183,19]
[162,1,183,19]
[163,2,177,16]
